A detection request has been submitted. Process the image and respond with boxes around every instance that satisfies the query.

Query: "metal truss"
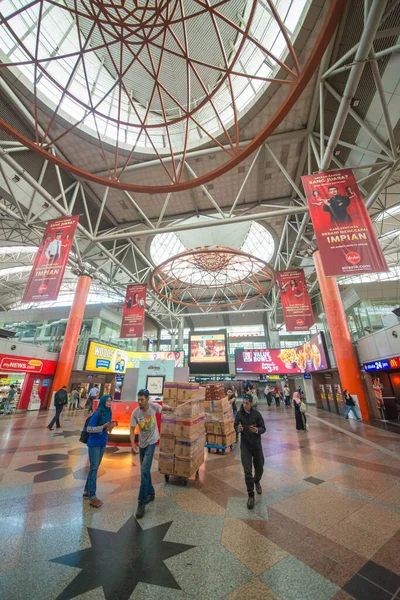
[0,0,399,334]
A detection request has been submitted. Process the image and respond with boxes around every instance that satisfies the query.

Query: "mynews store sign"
[84,341,184,374]
[363,356,400,372]
[0,353,57,374]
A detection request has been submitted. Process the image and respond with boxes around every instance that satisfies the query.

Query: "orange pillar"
[313,251,370,420]
[47,275,92,408]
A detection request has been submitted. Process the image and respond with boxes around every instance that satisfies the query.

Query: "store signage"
[301,169,388,277]
[120,284,147,338]
[23,215,80,303]
[0,354,57,374]
[84,341,184,373]
[363,356,400,372]
[304,373,312,379]
[235,332,329,375]
[277,268,315,331]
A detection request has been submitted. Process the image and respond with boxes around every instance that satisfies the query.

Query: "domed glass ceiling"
[0,0,308,152]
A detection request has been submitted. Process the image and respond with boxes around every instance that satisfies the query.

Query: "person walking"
[343,390,361,421]
[234,393,266,510]
[83,395,116,508]
[87,384,99,413]
[293,392,307,432]
[130,389,173,519]
[4,384,16,414]
[283,384,291,407]
[69,387,80,410]
[264,384,272,406]
[227,388,238,442]
[47,386,68,430]
[274,385,280,407]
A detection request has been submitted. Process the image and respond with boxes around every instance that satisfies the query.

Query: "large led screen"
[235,332,329,375]
[189,330,229,374]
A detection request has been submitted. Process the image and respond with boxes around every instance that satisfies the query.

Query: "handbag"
[300,401,307,414]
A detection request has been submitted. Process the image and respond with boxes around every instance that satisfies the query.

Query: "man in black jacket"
[47,386,68,431]
[234,394,266,509]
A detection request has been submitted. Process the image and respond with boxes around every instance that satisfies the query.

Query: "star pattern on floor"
[51,517,194,600]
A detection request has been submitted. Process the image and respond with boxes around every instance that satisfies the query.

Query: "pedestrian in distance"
[293,392,307,432]
[274,385,280,407]
[87,384,99,413]
[83,394,117,508]
[69,387,80,410]
[4,384,16,414]
[227,387,238,442]
[264,384,272,406]
[343,390,362,421]
[283,383,291,407]
[130,389,173,519]
[235,393,266,510]
[47,386,68,430]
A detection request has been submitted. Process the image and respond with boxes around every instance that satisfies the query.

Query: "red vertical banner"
[301,169,388,277]
[120,284,147,338]
[277,269,315,331]
[23,216,79,303]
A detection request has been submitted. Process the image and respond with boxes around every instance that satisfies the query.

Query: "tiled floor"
[1,405,400,599]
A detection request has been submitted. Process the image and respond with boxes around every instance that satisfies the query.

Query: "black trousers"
[48,406,63,429]
[241,443,264,496]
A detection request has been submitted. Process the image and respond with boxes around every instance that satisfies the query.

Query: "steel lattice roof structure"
[0,0,399,334]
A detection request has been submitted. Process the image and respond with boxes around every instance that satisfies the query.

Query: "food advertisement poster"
[301,169,388,276]
[235,332,329,375]
[84,341,184,373]
[189,332,227,363]
[333,384,343,410]
[120,284,147,338]
[23,216,79,302]
[277,268,315,331]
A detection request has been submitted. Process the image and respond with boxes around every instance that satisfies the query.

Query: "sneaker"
[255,481,262,495]
[146,494,155,504]
[247,496,255,509]
[136,503,145,519]
[89,497,103,508]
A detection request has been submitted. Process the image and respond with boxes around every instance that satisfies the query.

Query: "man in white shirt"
[45,231,63,262]
[87,385,99,413]
[130,389,173,519]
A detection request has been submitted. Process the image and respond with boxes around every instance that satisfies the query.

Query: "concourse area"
[1,405,400,600]
[0,0,400,599]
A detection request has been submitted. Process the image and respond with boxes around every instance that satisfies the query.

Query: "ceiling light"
[350,98,360,107]
[333,148,341,157]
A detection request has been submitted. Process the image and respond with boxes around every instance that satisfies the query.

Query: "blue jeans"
[85,446,105,499]
[344,405,360,420]
[138,443,156,505]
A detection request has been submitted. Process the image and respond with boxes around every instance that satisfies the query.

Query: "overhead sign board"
[84,341,184,373]
[363,356,400,372]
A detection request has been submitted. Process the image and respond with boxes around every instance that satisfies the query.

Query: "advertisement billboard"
[84,341,184,373]
[235,332,329,375]
[120,284,147,338]
[363,356,400,372]
[277,268,315,331]
[301,169,388,277]
[22,216,79,303]
[188,330,229,374]
[0,354,57,374]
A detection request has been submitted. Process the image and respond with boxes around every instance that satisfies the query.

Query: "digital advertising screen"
[84,341,184,373]
[188,330,229,374]
[235,332,329,375]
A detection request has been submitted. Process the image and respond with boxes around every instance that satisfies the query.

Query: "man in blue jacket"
[235,394,266,509]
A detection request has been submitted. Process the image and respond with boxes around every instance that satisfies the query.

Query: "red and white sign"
[277,269,315,331]
[120,284,147,338]
[0,354,57,374]
[301,169,388,277]
[23,216,79,302]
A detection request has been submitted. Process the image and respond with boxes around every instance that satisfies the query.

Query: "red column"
[47,275,91,408]
[313,251,370,420]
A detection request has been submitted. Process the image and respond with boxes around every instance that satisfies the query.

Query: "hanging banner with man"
[120,284,147,338]
[22,215,79,303]
[277,269,315,331]
[301,169,388,277]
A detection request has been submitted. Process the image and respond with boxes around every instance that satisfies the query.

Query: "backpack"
[79,409,103,445]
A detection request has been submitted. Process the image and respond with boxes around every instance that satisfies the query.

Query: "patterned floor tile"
[171,488,226,516]
[221,576,282,600]
[261,555,339,600]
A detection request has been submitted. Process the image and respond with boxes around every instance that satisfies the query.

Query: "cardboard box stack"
[204,383,236,448]
[158,382,205,478]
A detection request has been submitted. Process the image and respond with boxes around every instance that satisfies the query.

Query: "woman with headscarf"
[83,394,116,508]
[293,392,307,432]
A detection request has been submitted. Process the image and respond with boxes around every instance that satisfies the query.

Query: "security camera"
[10,344,16,350]
[393,331,398,339]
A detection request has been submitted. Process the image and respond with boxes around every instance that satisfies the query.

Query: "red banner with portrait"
[301,169,388,277]
[277,269,315,331]
[120,284,147,338]
[22,216,79,303]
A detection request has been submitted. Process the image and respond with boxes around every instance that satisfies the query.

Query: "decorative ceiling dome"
[0,0,344,192]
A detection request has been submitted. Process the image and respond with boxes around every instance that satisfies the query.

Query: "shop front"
[0,352,57,412]
[363,356,400,421]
